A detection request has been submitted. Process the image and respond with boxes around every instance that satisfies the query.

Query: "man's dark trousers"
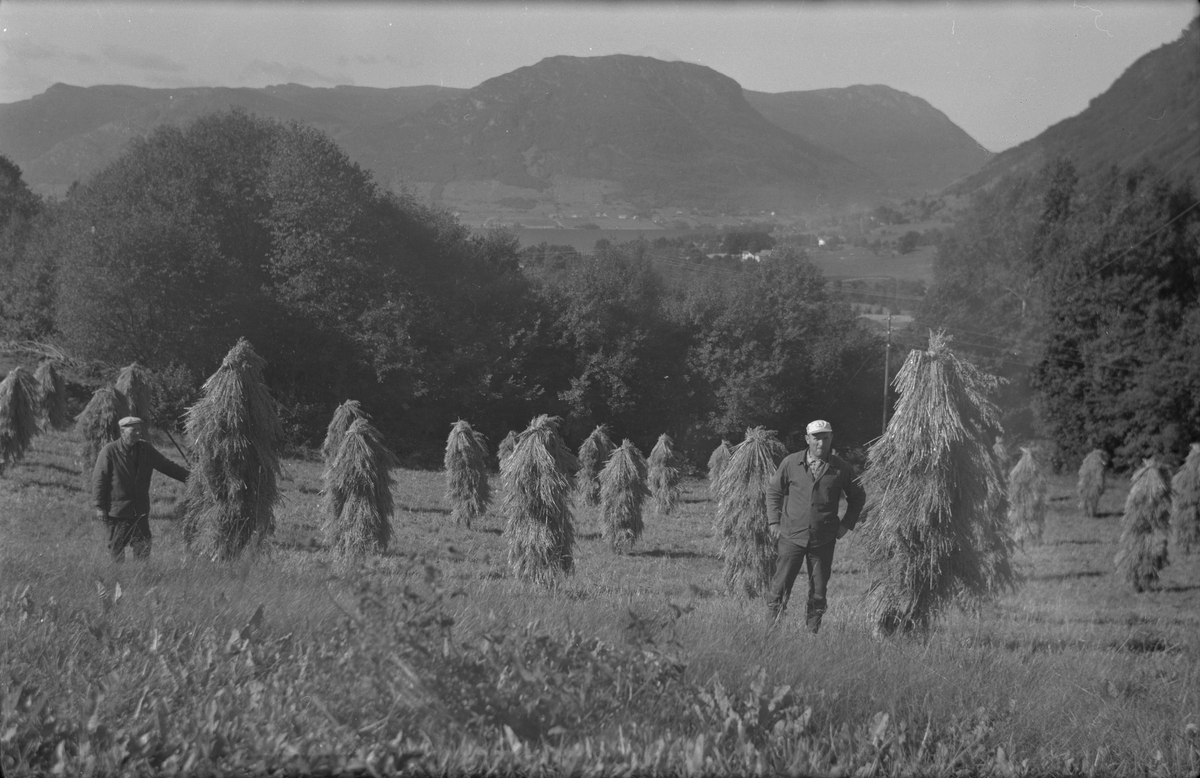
[105,514,151,561]
[766,536,836,633]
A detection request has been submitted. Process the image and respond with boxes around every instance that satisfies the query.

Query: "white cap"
[118,416,145,428]
[806,419,833,435]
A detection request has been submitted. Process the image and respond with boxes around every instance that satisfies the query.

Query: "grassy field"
[3,429,1198,776]
[808,245,934,284]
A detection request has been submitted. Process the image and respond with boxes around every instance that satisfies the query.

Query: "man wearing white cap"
[92,416,190,561]
[765,419,865,633]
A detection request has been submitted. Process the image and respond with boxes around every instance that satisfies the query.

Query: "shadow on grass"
[577,532,603,541]
[630,548,717,560]
[475,528,503,536]
[1030,570,1106,581]
[1053,539,1103,546]
[1161,584,1200,593]
[397,504,451,515]
[271,540,325,554]
[1108,633,1184,654]
[682,496,711,504]
[21,479,81,492]
[38,461,82,476]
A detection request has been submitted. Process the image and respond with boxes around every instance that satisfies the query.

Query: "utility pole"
[882,314,892,437]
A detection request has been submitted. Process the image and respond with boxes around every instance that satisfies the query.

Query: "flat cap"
[118,416,146,428]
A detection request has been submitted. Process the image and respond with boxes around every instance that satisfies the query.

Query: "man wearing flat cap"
[92,416,190,561]
[765,419,865,633]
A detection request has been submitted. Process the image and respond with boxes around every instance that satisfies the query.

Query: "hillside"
[0,54,1004,216]
[342,54,880,213]
[0,82,465,198]
[952,18,1199,194]
[745,84,993,197]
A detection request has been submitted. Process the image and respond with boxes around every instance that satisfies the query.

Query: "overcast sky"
[0,1,1195,152]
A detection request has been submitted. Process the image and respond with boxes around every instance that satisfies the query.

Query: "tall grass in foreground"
[1115,457,1171,592]
[598,439,648,553]
[1078,448,1107,517]
[501,415,577,585]
[444,419,490,528]
[576,424,614,507]
[715,427,787,597]
[1171,442,1200,555]
[0,366,40,476]
[182,338,284,560]
[2,430,1199,777]
[323,417,398,565]
[1008,447,1047,548]
[648,433,682,515]
[860,331,1014,636]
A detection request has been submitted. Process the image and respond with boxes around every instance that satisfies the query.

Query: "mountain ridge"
[0,54,1017,216]
[951,18,1199,195]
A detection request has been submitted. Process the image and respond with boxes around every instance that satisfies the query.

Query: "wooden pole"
[881,314,892,436]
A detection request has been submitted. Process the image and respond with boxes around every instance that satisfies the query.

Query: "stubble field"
[2,429,1198,776]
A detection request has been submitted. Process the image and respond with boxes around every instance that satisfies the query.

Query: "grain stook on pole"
[501,415,578,586]
[1008,447,1047,548]
[324,416,399,567]
[444,419,491,528]
[715,426,787,597]
[1077,449,1107,518]
[1171,443,1200,555]
[182,338,285,560]
[322,399,368,465]
[1115,457,1172,592]
[115,363,155,425]
[599,439,649,553]
[648,433,682,516]
[858,331,1015,636]
[577,424,615,507]
[706,439,732,496]
[35,361,70,432]
[75,384,124,474]
[0,366,41,476]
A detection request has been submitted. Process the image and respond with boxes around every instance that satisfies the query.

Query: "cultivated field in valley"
[2,429,1198,776]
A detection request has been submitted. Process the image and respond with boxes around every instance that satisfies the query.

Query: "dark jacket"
[766,451,865,546]
[92,439,190,519]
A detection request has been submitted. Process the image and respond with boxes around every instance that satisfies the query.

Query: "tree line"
[919,156,1200,471]
[0,110,884,463]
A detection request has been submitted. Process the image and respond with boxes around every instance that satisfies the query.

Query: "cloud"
[336,54,381,66]
[241,59,348,85]
[100,44,186,73]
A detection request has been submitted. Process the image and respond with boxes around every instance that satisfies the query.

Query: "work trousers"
[765,536,837,633]
[105,514,152,561]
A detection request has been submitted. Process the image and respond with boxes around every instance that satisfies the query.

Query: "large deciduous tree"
[1032,165,1200,468]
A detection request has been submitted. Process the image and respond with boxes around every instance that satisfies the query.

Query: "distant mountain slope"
[745,84,993,197]
[952,18,1199,194]
[0,54,1002,212]
[344,54,880,210]
[0,83,464,197]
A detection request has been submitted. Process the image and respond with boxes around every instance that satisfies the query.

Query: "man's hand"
[836,524,849,540]
[95,509,106,522]
[768,523,780,540]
